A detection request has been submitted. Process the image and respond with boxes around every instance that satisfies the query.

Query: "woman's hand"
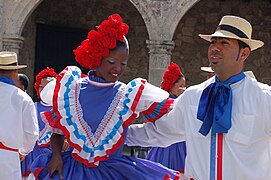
[61,139,70,152]
[48,133,65,179]
[19,153,26,162]
[47,154,64,179]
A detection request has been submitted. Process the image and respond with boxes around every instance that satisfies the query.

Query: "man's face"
[208,37,247,81]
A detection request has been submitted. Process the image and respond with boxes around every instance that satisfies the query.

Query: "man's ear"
[11,69,18,82]
[240,47,250,62]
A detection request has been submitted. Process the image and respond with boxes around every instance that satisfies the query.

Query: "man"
[16,73,30,92]
[0,51,39,179]
[126,15,271,179]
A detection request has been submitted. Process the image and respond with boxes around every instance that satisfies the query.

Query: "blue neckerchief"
[0,76,14,85]
[197,71,245,136]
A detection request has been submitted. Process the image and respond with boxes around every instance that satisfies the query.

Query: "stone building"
[0,0,270,98]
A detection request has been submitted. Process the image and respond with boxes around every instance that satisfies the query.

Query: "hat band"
[0,62,18,66]
[216,24,249,39]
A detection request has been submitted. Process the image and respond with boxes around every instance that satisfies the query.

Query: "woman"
[30,14,180,180]
[21,67,57,177]
[146,63,187,174]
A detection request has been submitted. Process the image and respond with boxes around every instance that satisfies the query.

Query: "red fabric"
[143,98,174,123]
[217,133,223,180]
[161,62,183,92]
[34,67,57,98]
[0,142,18,152]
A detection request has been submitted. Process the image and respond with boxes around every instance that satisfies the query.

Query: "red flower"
[74,14,129,70]
[34,67,57,98]
[160,63,183,91]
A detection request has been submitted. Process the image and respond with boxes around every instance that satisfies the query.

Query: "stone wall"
[13,0,271,97]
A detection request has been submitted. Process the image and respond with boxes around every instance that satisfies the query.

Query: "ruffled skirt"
[147,141,186,171]
[30,150,180,180]
[21,145,51,177]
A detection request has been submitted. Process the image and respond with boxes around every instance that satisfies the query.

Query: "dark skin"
[47,45,129,179]
[208,37,250,82]
[169,77,186,97]
[47,134,65,179]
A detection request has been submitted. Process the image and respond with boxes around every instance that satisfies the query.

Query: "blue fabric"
[29,69,180,179]
[0,76,14,85]
[30,149,178,180]
[210,134,216,180]
[147,141,186,171]
[21,101,52,176]
[35,102,52,130]
[197,71,245,136]
[146,95,186,171]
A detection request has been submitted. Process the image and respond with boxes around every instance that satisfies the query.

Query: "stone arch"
[2,0,43,53]
[129,0,200,41]
[128,0,200,85]
[3,0,43,36]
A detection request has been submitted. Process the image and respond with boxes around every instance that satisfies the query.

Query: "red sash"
[0,142,18,152]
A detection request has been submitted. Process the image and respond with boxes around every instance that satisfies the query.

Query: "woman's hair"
[74,14,129,70]
[111,37,129,52]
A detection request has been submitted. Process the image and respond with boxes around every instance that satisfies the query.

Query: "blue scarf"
[197,71,245,136]
[0,76,14,85]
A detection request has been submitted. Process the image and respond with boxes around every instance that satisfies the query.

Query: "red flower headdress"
[160,62,183,92]
[34,67,57,98]
[73,14,129,70]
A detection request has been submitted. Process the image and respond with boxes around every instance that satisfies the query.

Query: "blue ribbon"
[0,76,14,85]
[197,71,245,136]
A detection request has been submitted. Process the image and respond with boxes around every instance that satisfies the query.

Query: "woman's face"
[39,78,53,94]
[96,47,129,82]
[169,77,186,97]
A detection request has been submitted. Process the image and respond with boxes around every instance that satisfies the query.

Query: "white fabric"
[0,149,21,180]
[0,82,39,178]
[40,78,56,106]
[126,75,271,180]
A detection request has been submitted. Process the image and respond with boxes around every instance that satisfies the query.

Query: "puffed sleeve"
[121,78,174,127]
[40,79,56,106]
[39,66,82,135]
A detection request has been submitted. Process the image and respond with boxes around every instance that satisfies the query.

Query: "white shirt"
[126,75,271,180]
[0,82,39,154]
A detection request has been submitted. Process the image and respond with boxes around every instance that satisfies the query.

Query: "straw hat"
[200,66,255,79]
[199,15,264,51]
[200,66,214,73]
[0,51,27,70]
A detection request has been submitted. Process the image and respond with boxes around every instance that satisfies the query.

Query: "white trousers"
[0,149,21,180]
